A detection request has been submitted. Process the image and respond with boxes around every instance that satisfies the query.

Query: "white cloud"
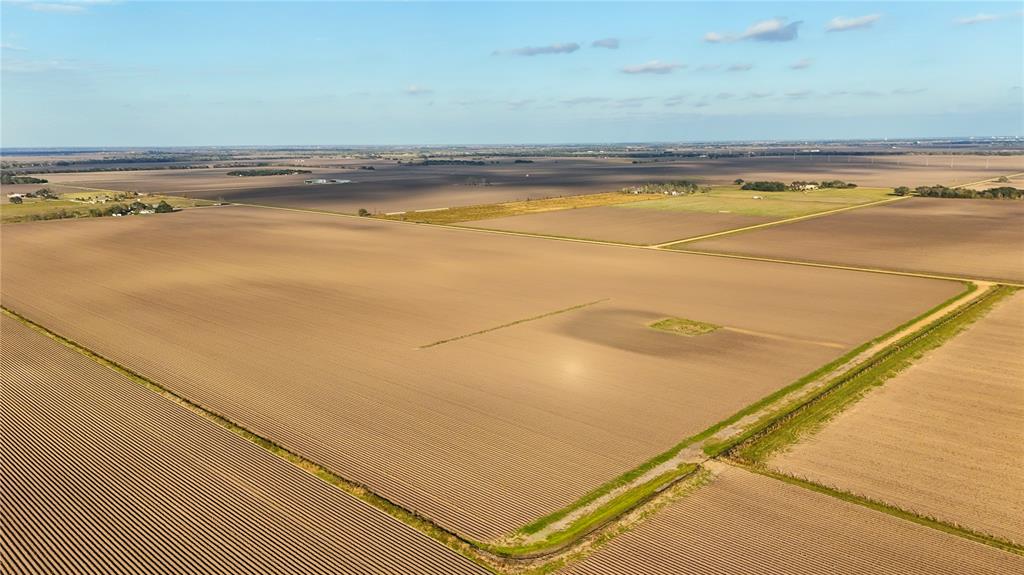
[789,58,813,70]
[1,43,29,51]
[727,63,753,72]
[561,96,609,106]
[591,38,620,49]
[621,60,684,75]
[826,14,881,32]
[29,3,86,12]
[705,18,802,43]
[403,84,432,96]
[496,43,580,56]
[741,18,802,42]
[954,13,1000,25]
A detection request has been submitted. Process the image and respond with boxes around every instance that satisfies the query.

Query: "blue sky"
[1,1,1021,146]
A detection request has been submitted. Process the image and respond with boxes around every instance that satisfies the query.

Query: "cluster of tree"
[625,180,709,195]
[514,159,534,164]
[226,169,312,177]
[740,181,787,192]
[896,185,1024,199]
[1,174,48,184]
[359,165,376,170]
[819,180,857,189]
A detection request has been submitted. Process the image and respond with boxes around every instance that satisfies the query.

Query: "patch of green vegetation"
[485,464,698,558]
[375,192,660,224]
[619,185,894,218]
[226,168,311,176]
[649,317,720,336]
[744,465,1024,556]
[728,284,1014,465]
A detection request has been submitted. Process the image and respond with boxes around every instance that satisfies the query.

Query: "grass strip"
[420,299,608,349]
[483,464,698,558]
[375,192,659,225]
[740,464,1024,556]
[519,281,975,537]
[727,284,1014,465]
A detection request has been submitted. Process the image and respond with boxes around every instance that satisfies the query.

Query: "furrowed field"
[769,291,1024,544]
[563,465,1024,574]
[0,206,961,540]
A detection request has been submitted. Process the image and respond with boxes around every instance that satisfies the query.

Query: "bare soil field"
[0,206,961,540]
[465,205,770,245]
[684,198,1024,282]
[0,314,485,574]
[770,292,1024,544]
[561,465,1023,574]
[36,154,1023,214]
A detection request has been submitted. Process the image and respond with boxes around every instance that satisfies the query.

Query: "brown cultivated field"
[0,206,961,540]
[561,465,1023,574]
[464,205,770,245]
[684,198,1024,282]
[0,314,485,574]
[38,154,1023,215]
[770,292,1024,544]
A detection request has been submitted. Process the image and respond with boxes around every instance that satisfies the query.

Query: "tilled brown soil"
[465,205,770,245]
[0,314,486,574]
[770,292,1024,544]
[561,465,1024,574]
[686,198,1024,282]
[0,206,961,540]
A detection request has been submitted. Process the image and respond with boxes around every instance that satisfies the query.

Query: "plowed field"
[0,206,961,540]
[684,198,1024,282]
[770,292,1024,543]
[0,314,485,574]
[562,465,1023,574]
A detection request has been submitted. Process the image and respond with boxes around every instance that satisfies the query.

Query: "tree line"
[895,185,1024,199]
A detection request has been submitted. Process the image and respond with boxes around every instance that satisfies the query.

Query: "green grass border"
[727,284,1012,464]
[741,465,1024,556]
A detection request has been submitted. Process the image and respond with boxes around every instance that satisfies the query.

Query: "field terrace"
[0,205,962,541]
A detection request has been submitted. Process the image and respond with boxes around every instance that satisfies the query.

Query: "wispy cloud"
[1,57,79,73]
[953,13,1000,25]
[727,63,753,72]
[704,18,802,43]
[789,58,813,70]
[591,38,620,49]
[743,91,773,100]
[1,43,29,51]
[30,3,84,12]
[703,32,730,44]
[664,94,688,107]
[892,87,927,95]
[610,97,652,108]
[621,60,684,75]
[826,14,881,32]
[785,89,813,99]
[505,99,534,110]
[561,96,609,106]
[403,84,432,96]
[495,43,580,56]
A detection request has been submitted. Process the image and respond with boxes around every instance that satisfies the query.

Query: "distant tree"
[154,200,175,213]
[740,181,787,192]
[8,196,22,204]
[733,178,744,185]
[894,186,911,196]
[996,176,1010,183]
[358,208,370,217]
